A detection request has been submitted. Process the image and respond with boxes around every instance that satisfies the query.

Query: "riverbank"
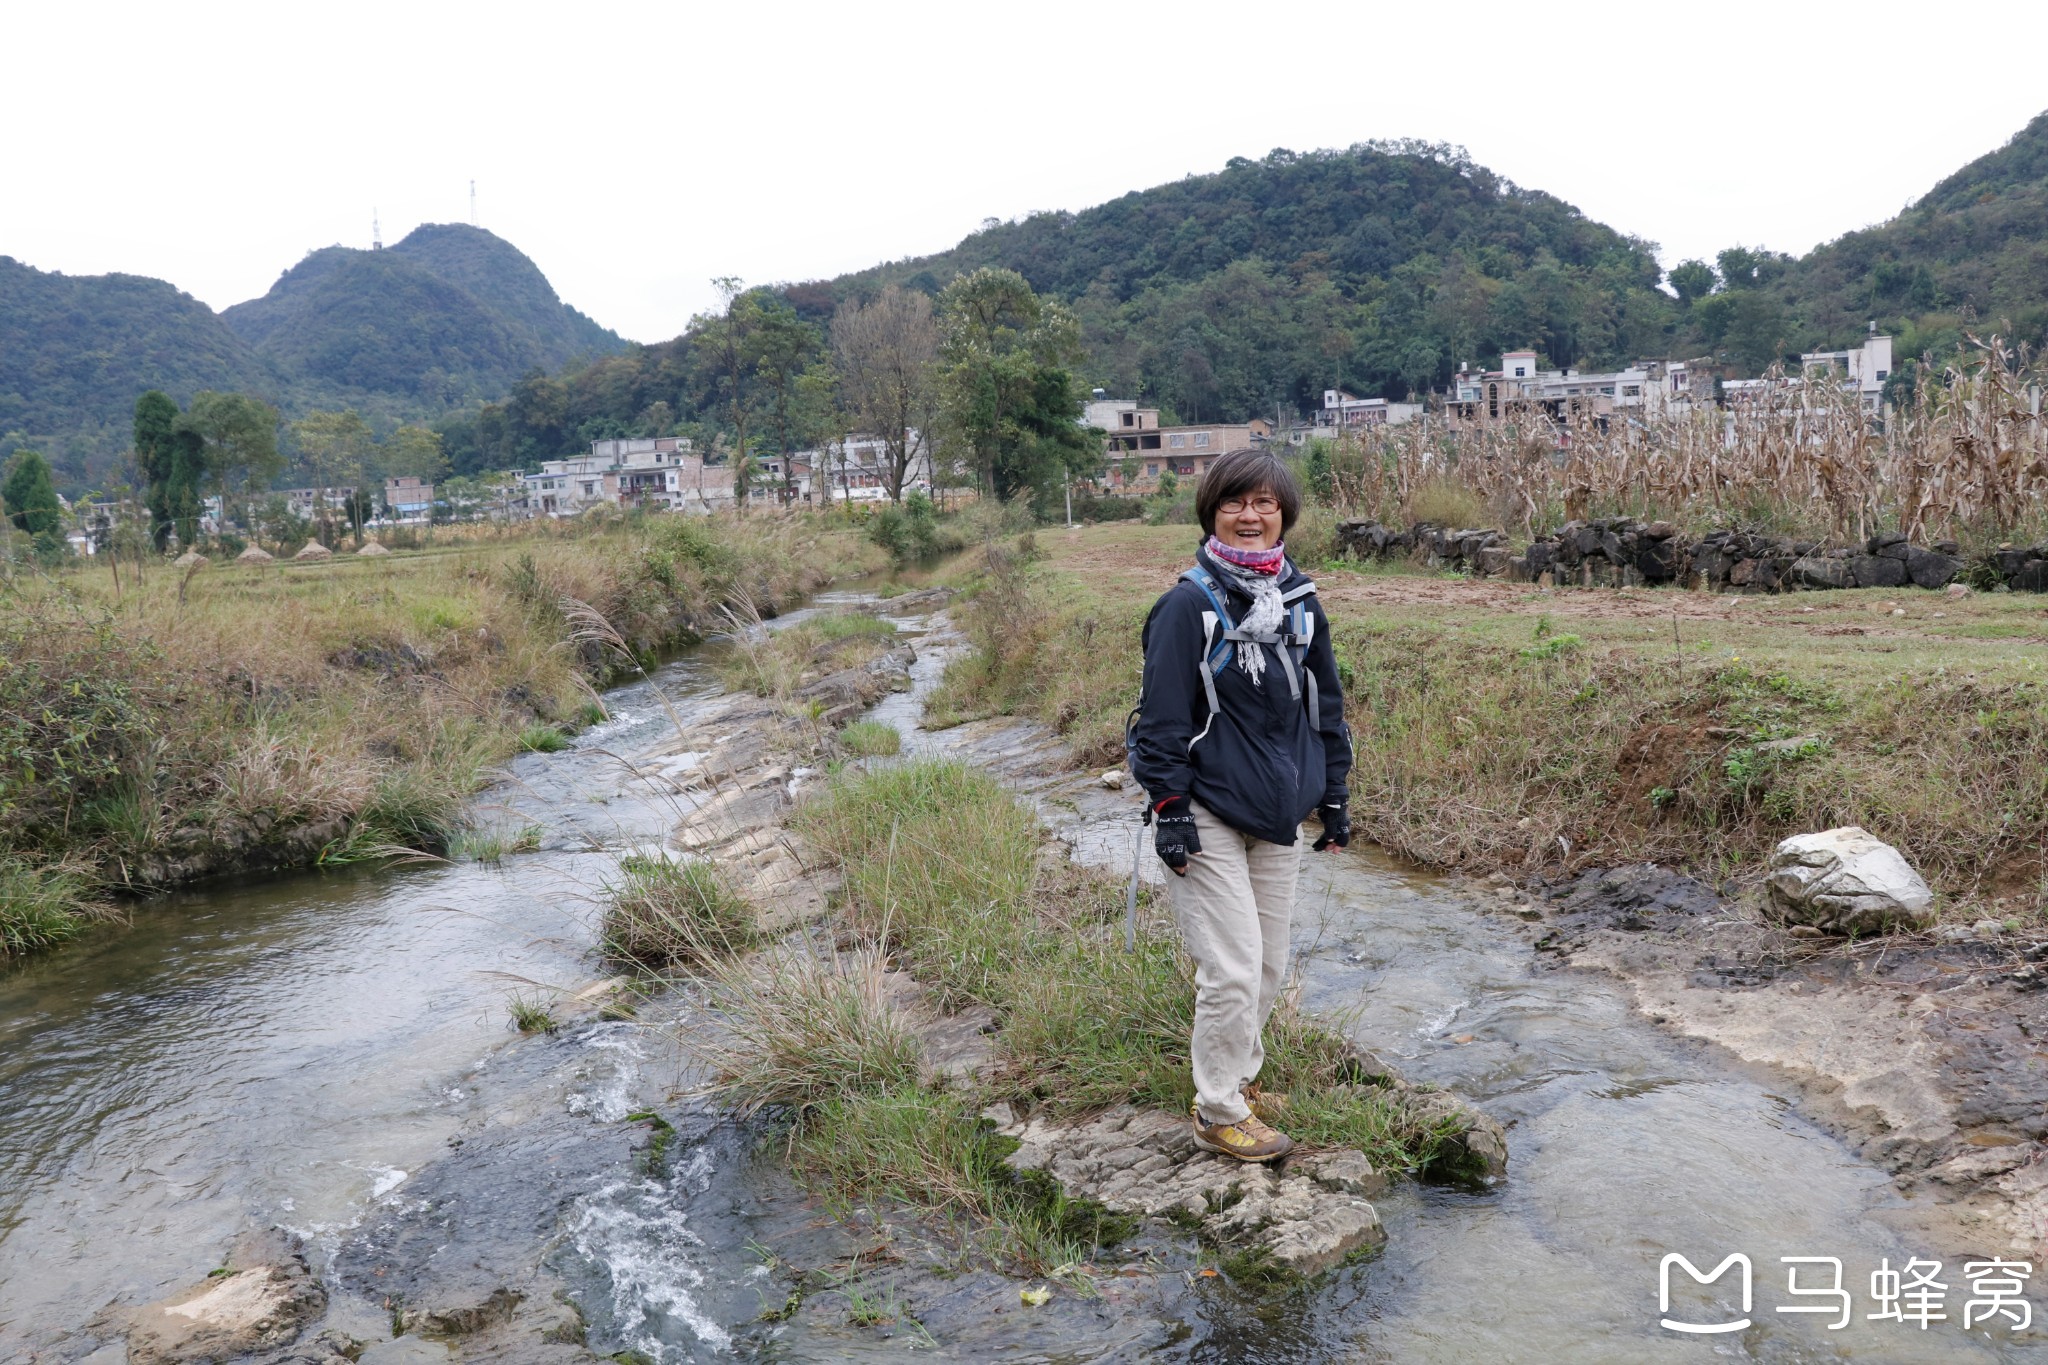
[19,582,2039,1362]
[934,521,2048,928]
[0,512,888,960]
[928,521,2048,1255]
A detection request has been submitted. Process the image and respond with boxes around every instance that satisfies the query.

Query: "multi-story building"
[384,477,436,519]
[282,487,356,518]
[1315,390,1422,431]
[789,433,938,504]
[1100,409,1274,491]
[524,437,737,516]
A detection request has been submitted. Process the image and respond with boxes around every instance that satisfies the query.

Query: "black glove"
[1154,795,1201,876]
[1312,801,1351,852]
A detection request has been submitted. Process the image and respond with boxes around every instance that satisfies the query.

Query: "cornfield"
[1326,339,2048,548]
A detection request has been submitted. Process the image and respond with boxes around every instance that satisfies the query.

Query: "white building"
[792,432,938,504]
[524,436,740,516]
[1317,389,1421,429]
[1798,330,1893,414]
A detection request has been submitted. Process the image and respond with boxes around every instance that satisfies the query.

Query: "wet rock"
[1283,1147,1386,1196]
[122,1229,325,1365]
[995,1105,1385,1275]
[1766,827,1935,935]
[1404,1088,1510,1184]
[358,1337,453,1365]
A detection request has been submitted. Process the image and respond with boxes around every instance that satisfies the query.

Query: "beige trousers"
[1168,799,1301,1125]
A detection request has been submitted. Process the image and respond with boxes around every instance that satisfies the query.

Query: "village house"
[281,487,355,519]
[384,476,436,520]
[523,437,738,516]
[1097,405,1274,491]
[780,432,938,504]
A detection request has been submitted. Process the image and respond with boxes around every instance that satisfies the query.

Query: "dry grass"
[0,510,887,958]
[932,522,2048,926]
[1325,340,2048,549]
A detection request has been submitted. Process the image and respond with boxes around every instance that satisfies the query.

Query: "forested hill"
[222,224,624,405]
[808,142,1677,417]
[1768,111,2048,360]
[0,257,276,445]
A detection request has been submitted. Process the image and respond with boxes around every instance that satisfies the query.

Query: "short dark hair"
[1195,448,1302,537]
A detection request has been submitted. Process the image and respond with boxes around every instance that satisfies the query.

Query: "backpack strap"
[1183,565,1324,727]
[1180,567,1237,673]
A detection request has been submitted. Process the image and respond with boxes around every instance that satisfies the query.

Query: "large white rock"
[1766,827,1935,935]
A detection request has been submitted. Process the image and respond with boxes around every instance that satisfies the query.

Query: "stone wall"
[1333,517,2048,594]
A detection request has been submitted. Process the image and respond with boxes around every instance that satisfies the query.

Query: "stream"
[1,591,2038,1363]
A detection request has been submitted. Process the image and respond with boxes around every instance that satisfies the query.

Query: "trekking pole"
[1125,806,1148,951]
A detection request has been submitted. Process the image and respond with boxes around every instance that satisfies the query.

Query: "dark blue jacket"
[1130,547,1353,845]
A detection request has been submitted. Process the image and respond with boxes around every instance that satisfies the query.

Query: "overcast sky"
[11,2,2048,344]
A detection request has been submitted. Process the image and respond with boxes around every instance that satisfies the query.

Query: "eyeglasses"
[1218,496,1281,515]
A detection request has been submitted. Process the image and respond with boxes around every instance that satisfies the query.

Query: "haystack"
[236,546,276,565]
[294,540,334,562]
[172,550,208,568]
[356,541,391,557]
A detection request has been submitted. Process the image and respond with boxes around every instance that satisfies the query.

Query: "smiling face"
[1215,487,1283,552]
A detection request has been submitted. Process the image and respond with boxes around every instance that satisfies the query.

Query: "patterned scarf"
[1202,535,1287,685]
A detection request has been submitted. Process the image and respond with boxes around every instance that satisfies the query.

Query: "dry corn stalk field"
[1329,340,2048,548]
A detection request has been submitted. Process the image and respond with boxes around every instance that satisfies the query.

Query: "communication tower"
[373,209,383,251]
[470,180,477,226]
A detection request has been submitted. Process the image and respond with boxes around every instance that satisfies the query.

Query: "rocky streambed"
[8,587,2045,1363]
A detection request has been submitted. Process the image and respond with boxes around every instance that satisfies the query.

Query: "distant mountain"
[809,142,1676,416]
[1773,111,2048,356]
[0,257,275,454]
[0,224,625,491]
[222,224,624,405]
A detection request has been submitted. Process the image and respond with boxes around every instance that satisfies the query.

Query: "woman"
[1129,447,1353,1162]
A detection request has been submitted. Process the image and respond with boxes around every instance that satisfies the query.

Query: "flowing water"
[1,595,2039,1363]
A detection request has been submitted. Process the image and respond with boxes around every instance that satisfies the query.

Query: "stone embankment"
[1335,517,2048,593]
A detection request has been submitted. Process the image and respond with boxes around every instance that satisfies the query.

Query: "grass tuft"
[0,857,106,957]
[836,720,903,757]
[693,944,924,1114]
[601,853,756,968]
[508,991,559,1034]
[517,722,571,753]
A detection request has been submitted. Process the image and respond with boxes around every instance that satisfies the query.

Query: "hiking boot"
[1242,1082,1290,1124]
[1190,1103,1295,1162]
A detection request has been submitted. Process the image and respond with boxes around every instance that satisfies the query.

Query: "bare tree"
[830,285,941,503]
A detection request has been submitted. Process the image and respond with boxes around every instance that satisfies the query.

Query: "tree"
[182,391,282,530]
[292,409,374,545]
[936,268,1088,501]
[133,390,204,551]
[2,448,65,559]
[1667,259,1718,306]
[745,298,832,503]
[692,278,765,509]
[833,286,941,503]
[384,425,450,483]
